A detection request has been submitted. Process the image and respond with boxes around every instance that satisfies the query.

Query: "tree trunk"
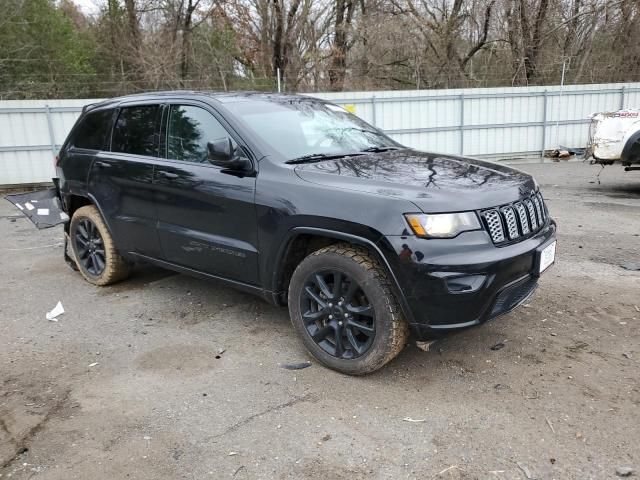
[519,0,550,84]
[272,0,284,76]
[180,0,197,84]
[329,0,356,91]
[123,0,140,45]
[271,0,302,83]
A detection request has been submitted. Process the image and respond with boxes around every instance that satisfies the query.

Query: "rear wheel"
[288,244,409,375]
[70,205,131,286]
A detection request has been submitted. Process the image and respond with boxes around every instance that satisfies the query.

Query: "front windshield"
[225,98,401,160]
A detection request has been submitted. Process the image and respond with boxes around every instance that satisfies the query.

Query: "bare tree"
[329,0,357,90]
[389,0,496,87]
[5,0,640,98]
[519,0,551,83]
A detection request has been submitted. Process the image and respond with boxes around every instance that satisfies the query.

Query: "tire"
[69,205,131,286]
[288,243,409,375]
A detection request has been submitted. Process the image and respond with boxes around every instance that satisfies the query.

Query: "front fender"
[267,226,416,324]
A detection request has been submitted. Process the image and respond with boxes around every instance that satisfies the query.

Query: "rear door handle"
[157,170,179,179]
[95,161,111,168]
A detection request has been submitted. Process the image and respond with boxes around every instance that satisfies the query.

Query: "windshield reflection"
[226,98,400,161]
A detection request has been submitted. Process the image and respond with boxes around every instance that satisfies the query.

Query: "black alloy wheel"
[289,244,409,375]
[74,218,106,276]
[300,269,375,359]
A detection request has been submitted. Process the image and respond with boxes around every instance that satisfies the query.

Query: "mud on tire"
[69,205,131,286]
[288,243,409,375]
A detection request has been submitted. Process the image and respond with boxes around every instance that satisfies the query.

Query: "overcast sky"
[71,0,100,15]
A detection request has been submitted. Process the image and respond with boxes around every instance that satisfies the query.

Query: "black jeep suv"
[55,91,556,375]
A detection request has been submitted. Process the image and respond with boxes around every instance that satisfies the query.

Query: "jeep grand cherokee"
[55,91,557,375]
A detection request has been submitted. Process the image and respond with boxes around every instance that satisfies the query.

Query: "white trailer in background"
[589,109,640,171]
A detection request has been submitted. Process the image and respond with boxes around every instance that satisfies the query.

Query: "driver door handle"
[157,170,179,179]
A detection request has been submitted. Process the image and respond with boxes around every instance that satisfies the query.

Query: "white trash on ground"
[46,301,65,321]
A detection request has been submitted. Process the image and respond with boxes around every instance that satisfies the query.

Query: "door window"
[167,105,230,163]
[111,105,160,156]
[71,108,114,150]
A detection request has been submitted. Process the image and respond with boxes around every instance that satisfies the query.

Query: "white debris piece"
[25,202,35,211]
[45,301,65,321]
[36,208,50,216]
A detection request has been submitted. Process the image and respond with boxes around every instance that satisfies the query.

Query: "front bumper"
[381,220,556,340]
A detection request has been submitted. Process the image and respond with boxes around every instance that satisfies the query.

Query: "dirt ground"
[0,162,639,480]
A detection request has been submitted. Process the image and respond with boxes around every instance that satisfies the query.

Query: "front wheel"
[288,244,409,375]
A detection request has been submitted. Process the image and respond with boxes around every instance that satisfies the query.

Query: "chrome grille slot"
[481,191,548,245]
[483,209,505,243]
[523,199,538,230]
[535,193,546,221]
[532,195,543,225]
[514,202,530,235]
[500,206,519,240]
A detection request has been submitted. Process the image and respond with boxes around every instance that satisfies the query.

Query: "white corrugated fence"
[2,83,640,186]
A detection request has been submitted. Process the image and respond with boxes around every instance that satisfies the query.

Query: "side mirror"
[207,138,251,171]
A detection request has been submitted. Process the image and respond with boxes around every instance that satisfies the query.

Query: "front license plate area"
[538,241,556,274]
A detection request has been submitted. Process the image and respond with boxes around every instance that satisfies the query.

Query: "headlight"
[405,212,481,238]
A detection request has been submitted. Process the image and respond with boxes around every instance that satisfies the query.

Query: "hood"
[294,149,537,212]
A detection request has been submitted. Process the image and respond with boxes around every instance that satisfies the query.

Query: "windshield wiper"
[285,152,363,164]
[359,146,401,153]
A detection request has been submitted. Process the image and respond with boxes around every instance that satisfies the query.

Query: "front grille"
[481,192,548,245]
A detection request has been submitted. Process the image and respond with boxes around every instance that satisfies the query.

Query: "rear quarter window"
[112,105,160,156]
[71,109,114,150]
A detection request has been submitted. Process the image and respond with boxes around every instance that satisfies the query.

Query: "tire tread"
[290,242,409,374]
[71,205,130,286]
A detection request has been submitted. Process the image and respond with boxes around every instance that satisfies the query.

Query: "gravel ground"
[0,162,639,480]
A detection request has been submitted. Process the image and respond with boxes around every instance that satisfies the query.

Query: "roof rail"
[81,103,97,113]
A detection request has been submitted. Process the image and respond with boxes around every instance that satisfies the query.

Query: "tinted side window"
[72,109,114,150]
[167,105,229,163]
[112,105,160,156]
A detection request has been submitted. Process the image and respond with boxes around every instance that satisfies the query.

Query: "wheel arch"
[63,192,116,239]
[621,129,640,165]
[270,227,415,324]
